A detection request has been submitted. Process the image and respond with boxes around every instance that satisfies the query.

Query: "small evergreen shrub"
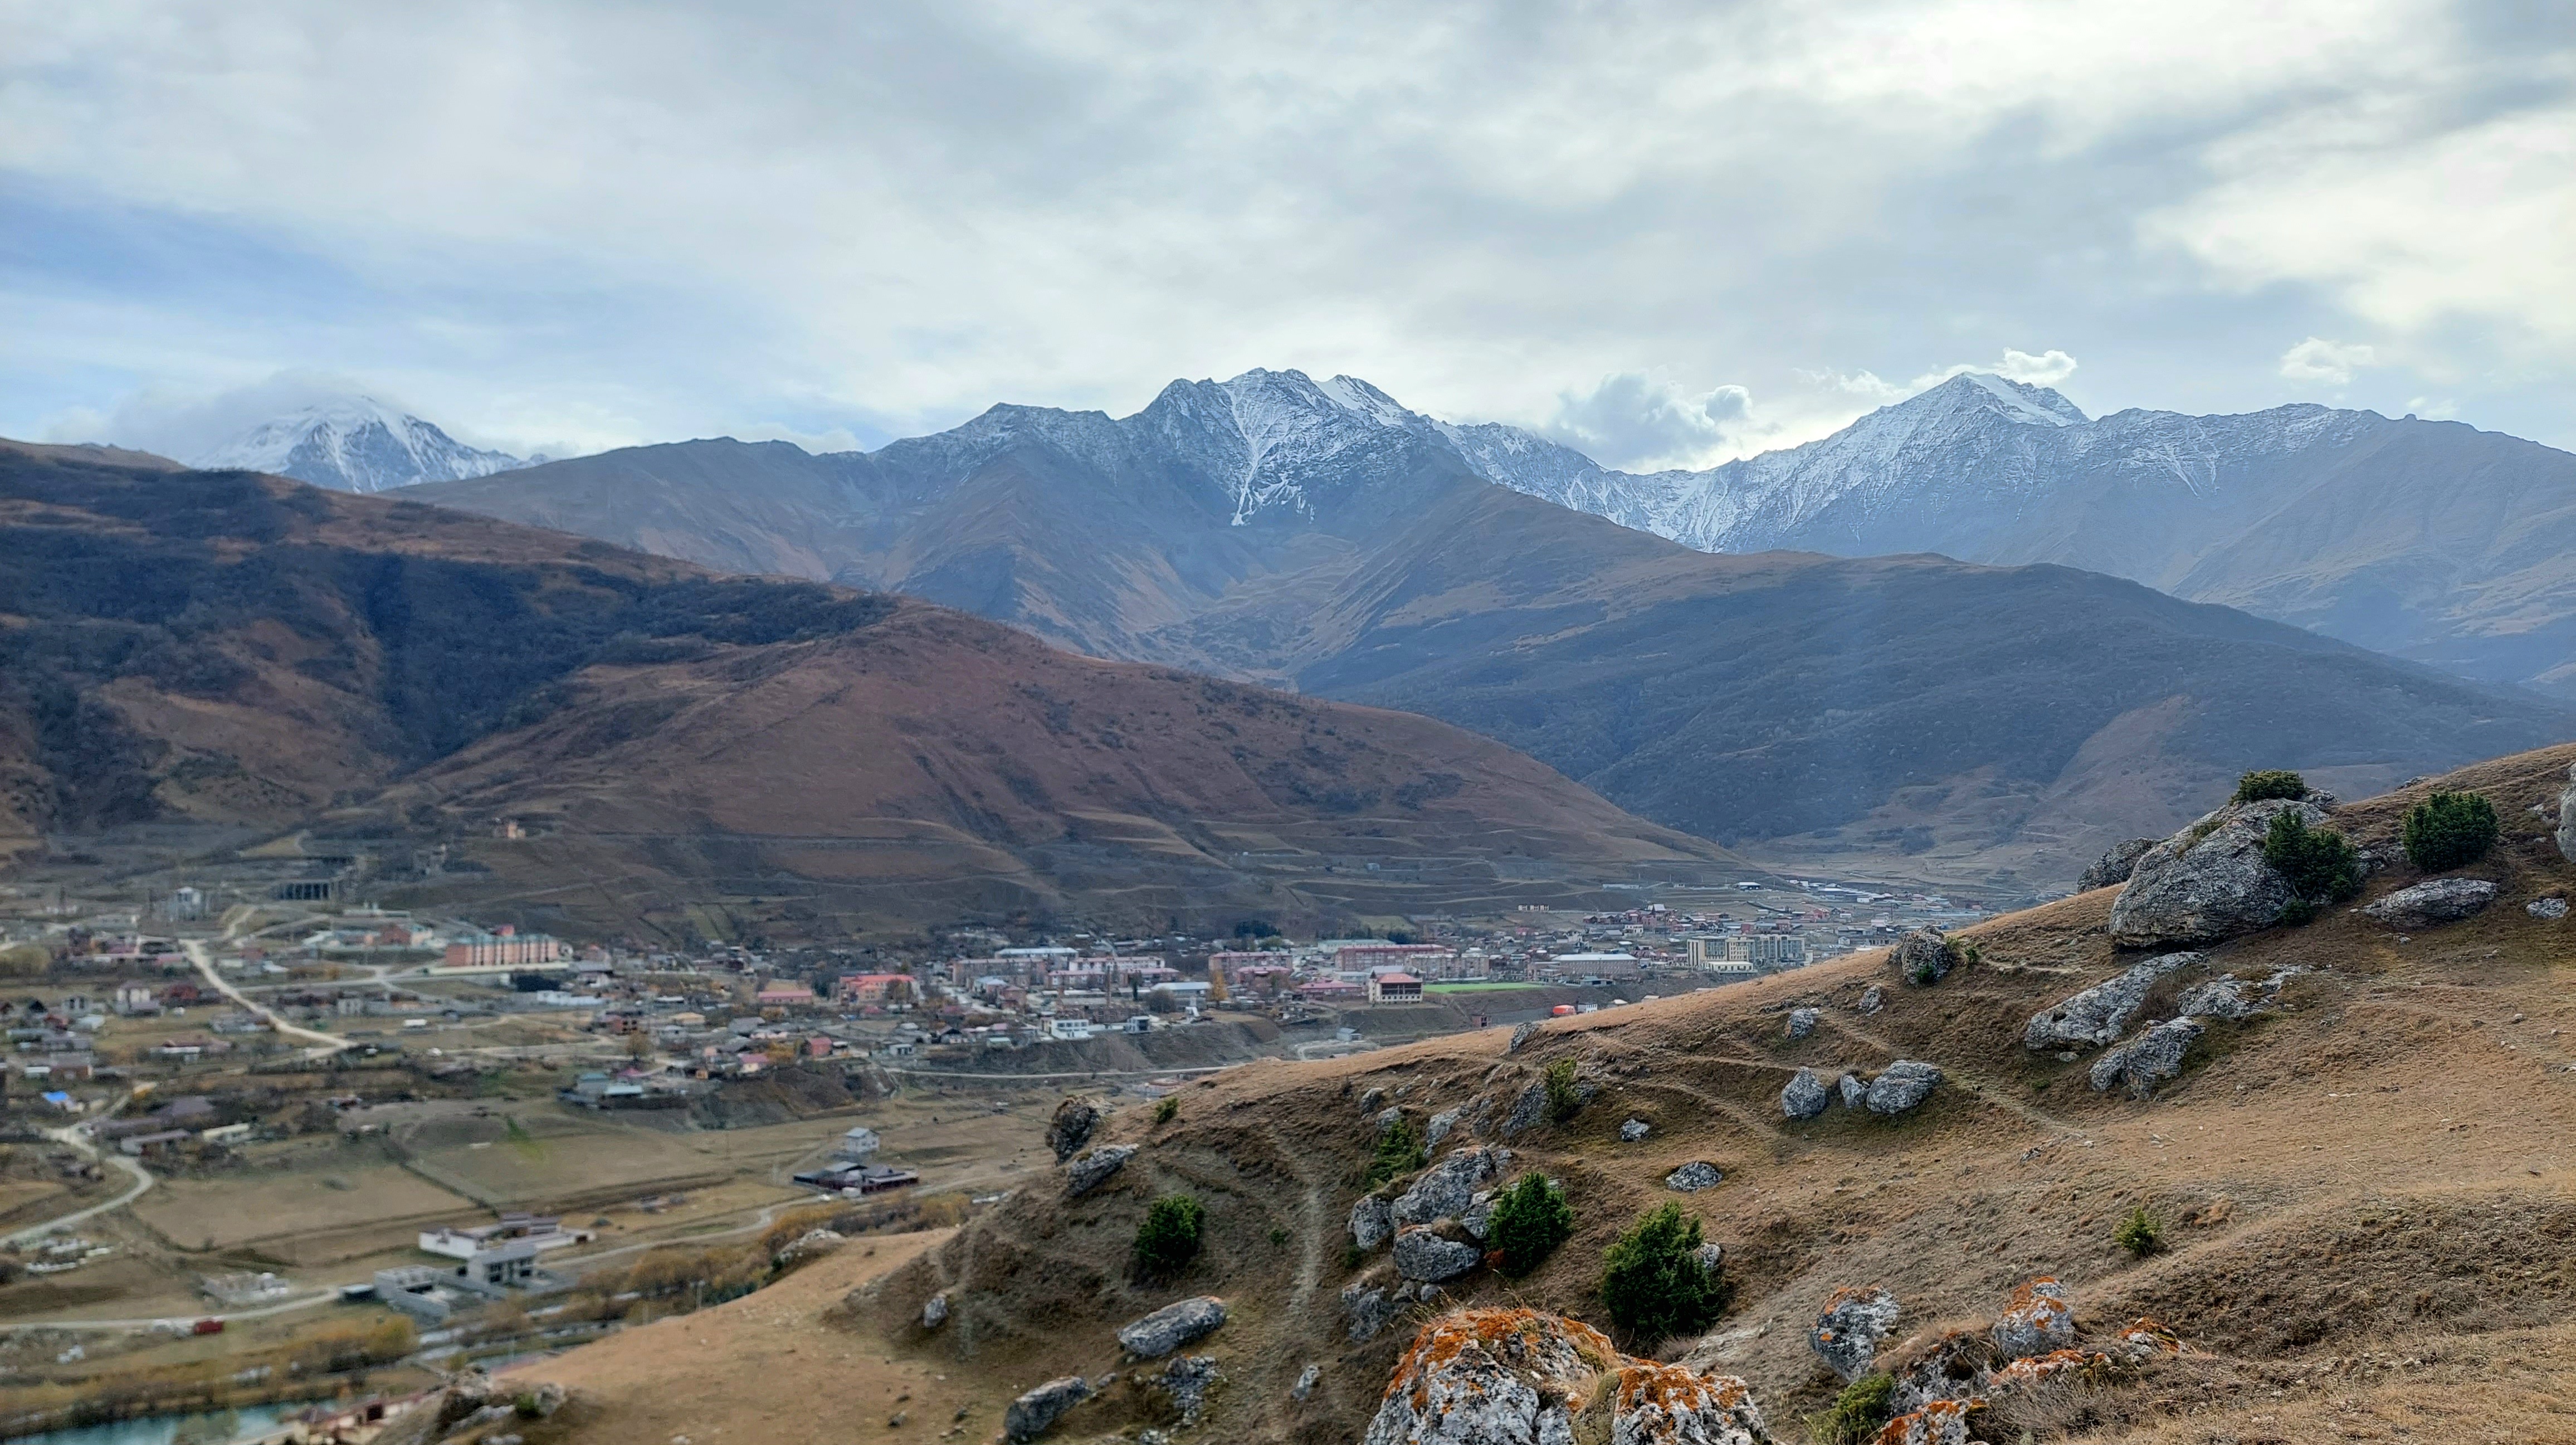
[2113,1205,2164,1258]
[2232,769,2308,804]
[2262,811,2362,924]
[1808,1373,1896,1445]
[1485,1171,1574,1277]
[1134,1193,1205,1278]
[2403,791,2500,872]
[1154,1096,1179,1125]
[1599,1202,1726,1342]
[1362,1117,1423,1189]
[1543,1058,1584,1124]
[1268,1227,1289,1248]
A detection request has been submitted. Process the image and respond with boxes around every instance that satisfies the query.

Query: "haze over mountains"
[403,370,2576,893]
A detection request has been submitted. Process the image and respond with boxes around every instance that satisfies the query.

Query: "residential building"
[1367,972,1424,1004]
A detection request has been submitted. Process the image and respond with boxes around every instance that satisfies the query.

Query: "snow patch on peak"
[196,395,525,493]
[1943,371,2087,426]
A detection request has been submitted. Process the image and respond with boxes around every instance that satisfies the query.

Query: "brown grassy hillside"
[525,745,2576,1443]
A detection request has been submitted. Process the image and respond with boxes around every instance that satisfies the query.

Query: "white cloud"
[2279,337,2377,386]
[1535,373,1761,471]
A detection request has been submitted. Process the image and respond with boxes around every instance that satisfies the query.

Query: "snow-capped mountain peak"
[194,395,526,493]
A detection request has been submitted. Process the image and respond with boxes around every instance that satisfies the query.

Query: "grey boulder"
[1006,1376,1094,1441]
[1810,1286,1902,1381]
[1501,1081,1548,1136]
[1426,1106,1463,1149]
[2362,877,2497,928]
[1045,1098,1101,1163]
[2089,1018,2204,1098]
[2080,838,2158,892]
[1857,986,1885,1015]
[1394,1146,1500,1225]
[1064,1144,1136,1198]
[1863,1060,1943,1115]
[1665,1161,1724,1192]
[1780,1068,1829,1120]
[1891,926,1953,984]
[1838,1072,1867,1110]
[1786,1006,1821,1040]
[1340,1281,1397,1342]
[2533,897,2570,920]
[1118,1295,1228,1358]
[2024,952,2201,1050]
[1620,1118,1651,1142]
[920,1290,950,1330]
[1350,1194,1396,1251]
[2174,968,2300,1021]
[1460,1190,1496,1241]
[1393,1225,1482,1282]
[1509,1020,1541,1052]
[2109,798,2329,948]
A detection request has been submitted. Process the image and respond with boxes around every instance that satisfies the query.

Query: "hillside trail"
[1824,1015,2095,1144]
[1253,1120,1330,1317]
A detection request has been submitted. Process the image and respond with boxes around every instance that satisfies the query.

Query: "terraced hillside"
[519,744,2576,1444]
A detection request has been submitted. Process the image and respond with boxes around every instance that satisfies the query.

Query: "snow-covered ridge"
[196,395,526,493]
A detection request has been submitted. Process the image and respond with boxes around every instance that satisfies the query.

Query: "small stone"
[1460,1190,1496,1241]
[1004,1376,1093,1441]
[1990,1277,2075,1357]
[1664,1161,1724,1192]
[1858,986,1885,1015]
[1620,1118,1650,1142]
[1838,1072,1867,1110]
[1359,1087,1387,1113]
[1426,1106,1463,1148]
[1500,1081,1548,1136]
[1148,1356,1223,1427]
[1509,1020,1541,1052]
[1291,1363,1321,1402]
[921,1290,949,1330]
[1116,1296,1227,1359]
[1786,1006,1821,1039]
[1339,1282,1396,1342]
[2530,897,2569,920]
[1692,1240,1724,1277]
[1064,1144,1136,1198]
[1780,1068,1829,1120]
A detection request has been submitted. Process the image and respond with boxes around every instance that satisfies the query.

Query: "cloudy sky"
[3,0,2569,470]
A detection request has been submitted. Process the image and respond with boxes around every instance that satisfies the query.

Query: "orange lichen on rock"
[1367,1310,1768,1445]
[1874,1396,1982,1445]
[1990,1276,2076,1356]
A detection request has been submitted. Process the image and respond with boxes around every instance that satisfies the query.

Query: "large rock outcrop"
[2361,877,2497,928]
[1890,926,1955,984]
[2024,952,2200,1050]
[1362,1309,1771,1445]
[1809,1286,1902,1381]
[1393,1226,1483,1282]
[1117,1295,1227,1358]
[1863,1060,1943,1115]
[1063,1145,1135,1198]
[2109,798,2329,947]
[2079,838,2158,892]
[1394,1146,1502,1225]
[2089,1018,2204,1098]
[1045,1098,1101,1163]
[1989,1277,2075,1358]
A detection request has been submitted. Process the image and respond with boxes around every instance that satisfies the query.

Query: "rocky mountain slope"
[0,442,1733,935]
[406,380,2575,894]
[517,744,2576,1444]
[1461,374,2576,698]
[196,394,528,492]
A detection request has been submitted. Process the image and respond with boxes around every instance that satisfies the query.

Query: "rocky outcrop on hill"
[1118,1296,1228,1358]
[1064,1144,1135,1198]
[1046,1098,1101,1163]
[1351,1194,1395,1251]
[1780,1068,1829,1120]
[1810,1286,1902,1380]
[2080,838,2158,891]
[1393,1225,1482,1282]
[1006,1376,1094,1441]
[2024,952,2201,1050]
[1891,926,1955,984]
[1877,1398,1979,1444]
[1394,1146,1501,1224]
[1990,1277,2076,1356]
[2109,798,2329,947]
[2558,764,2576,864]
[2175,968,2299,1021]
[1864,1060,1944,1115]
[2362,877,2497,928]
[2089,1018,2203,1098]
[1362,1309,1771,1445]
